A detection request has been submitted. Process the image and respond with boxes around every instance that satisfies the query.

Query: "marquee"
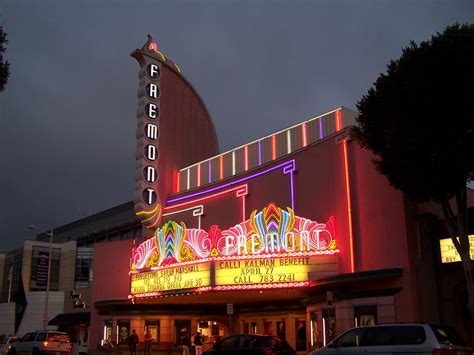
[129,203,339,299]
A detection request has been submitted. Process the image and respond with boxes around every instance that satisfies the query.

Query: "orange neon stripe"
[220,156,224,179]
[197,164,201,187]
[335,110,342,131]
[272,135,277,160]
[176,172,180,193]
[164,184,247,210]
[302,123,308,147]
[343,139,355,272]
[244,145,249,171]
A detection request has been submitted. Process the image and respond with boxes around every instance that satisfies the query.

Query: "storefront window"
[310,312,320,350]
[263,321,273,336]
[145,320,160,344]
[104,320,113,341]
[295,320,306,351]
[250,322,257,334]
[322,308,336,346]
[354,305,377,327]
[174,320,191,346]
[277,320,286,340]
[117,320,129,344]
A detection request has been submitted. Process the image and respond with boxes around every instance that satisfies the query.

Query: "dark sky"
[0,0,473,250]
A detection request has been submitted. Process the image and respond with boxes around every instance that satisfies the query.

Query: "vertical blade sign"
[131,35,162,229]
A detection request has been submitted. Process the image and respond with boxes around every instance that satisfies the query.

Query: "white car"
[311,323,472,354]
[10,331,71,355]
[0,336,20,355]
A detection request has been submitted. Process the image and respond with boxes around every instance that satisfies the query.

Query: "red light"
[302,123,308,147]
[176,171,180,193]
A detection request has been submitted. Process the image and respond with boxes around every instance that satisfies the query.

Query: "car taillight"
[43,342,48,348]
[68,344,73,352]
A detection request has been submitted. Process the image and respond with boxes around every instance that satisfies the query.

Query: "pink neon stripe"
[302,123,307,147]
[197,164,201,187]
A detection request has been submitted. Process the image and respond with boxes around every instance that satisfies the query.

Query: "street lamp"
[28,224,53,331]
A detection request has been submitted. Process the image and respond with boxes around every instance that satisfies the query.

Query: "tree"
[0,26,10,92]
[352,24,474,316]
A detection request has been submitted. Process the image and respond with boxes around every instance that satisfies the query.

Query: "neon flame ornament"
[131,203,337,271]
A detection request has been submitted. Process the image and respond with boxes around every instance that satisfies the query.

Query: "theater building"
[89,37,472,353]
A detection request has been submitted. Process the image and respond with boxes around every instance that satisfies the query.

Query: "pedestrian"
[180,333,190,355]
[128,330,139,355]
[144,329,153,355]
[194,332,203,355]
[78,331,88,355]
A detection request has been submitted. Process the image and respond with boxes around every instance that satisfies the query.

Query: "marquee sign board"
[131,263,211,293]
[439,235,474,263]
[129,204,338,298]
[214,255,338,286]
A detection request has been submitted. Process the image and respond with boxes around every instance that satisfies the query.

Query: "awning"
[49,312,90,326]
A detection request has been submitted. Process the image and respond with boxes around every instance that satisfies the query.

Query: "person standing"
[144,329,153,355]
[128,330,139,355]
[180,333,190,355]
[194,332,203,355]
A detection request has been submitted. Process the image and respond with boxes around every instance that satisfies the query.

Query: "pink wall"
[158,65,219,201]
[89,240,134,350]
[349,141,420,320]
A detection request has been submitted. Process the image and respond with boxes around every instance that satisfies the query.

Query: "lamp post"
[28,224,53,331]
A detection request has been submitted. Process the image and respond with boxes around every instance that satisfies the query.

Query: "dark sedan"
[202,334,296,355]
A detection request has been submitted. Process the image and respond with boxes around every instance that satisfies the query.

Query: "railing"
[177,107,357,192]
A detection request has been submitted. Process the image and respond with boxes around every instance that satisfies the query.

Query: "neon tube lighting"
[335,110,342,131]
[220,155,224,180]
[244,145,249,171]
[258,141,262,165]
[167,159,295,204]
[179,107,345,172]
[208,160,212,184]
[197,164,201,187]
[287,130,291,154]
[272,135,277,160]
[232,151,236,175]
[342,139,355,272]
[164,184,247,210]
[302,123,308,147]
[176,172,180,193]
[319,118,324,139]
[187,169,190,190]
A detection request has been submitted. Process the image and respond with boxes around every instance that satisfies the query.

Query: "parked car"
[0,336,20,355]
[311,323,473,354]
[202,334,296,355]
[10,331,72,355]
